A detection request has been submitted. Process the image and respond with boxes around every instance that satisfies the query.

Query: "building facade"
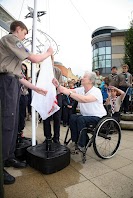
[0,5,15,36]
[91,26,126,75]
[54,62,78,82]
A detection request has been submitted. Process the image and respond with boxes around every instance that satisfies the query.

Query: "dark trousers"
[112,112,120,123]
[27,89,32,115]
[62,107,73,125]
[43,108,62,140]
[69,114,100,146]
[0,74,21,161]
[18,95,28,133]
[119,86,129,113]
[43,94,62,141]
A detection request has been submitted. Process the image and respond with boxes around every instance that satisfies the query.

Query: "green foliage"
[124,20,133,74]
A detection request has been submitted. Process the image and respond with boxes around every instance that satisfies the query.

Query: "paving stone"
[91,171,133,198]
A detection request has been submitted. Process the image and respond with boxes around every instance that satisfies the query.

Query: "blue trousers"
[69,114,100,146]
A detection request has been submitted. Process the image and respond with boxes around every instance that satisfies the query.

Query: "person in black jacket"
[62,80,78,127]
[62,94,75,127]
[43,56,63,143]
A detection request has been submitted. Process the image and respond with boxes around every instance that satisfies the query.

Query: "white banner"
[31,57,60,120]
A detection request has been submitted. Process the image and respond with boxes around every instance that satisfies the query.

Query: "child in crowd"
[105,86,125,122]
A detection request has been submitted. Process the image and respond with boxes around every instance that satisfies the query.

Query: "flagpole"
[31,0,38,146]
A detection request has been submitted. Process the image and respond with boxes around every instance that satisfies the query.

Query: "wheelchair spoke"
[93,118,121,159]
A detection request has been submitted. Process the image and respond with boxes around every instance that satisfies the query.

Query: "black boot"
[3,169,15,185]
[4,158,27,168]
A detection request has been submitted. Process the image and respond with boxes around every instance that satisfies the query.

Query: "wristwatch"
[68,91,73,97]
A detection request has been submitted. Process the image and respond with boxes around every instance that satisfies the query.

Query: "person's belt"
[0,73,18,78]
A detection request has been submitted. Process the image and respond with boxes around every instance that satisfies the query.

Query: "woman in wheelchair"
[52,71,107,152]
[105,86,125,122]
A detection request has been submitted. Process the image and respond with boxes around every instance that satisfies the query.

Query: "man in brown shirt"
[118,64,132,113]
[107,66,120,87]
[0,20,53,184]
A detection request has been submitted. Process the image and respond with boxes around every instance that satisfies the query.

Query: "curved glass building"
[91,26,126,75]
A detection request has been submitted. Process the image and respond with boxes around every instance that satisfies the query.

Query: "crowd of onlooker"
[21,63,133,138]
[94,64,132,114]
[59,64,132,126]
[17,63,132,148]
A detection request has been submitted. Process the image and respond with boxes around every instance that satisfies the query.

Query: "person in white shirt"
[52,71,107,152]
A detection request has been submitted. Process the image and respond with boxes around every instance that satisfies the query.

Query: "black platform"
[26,142,70,174]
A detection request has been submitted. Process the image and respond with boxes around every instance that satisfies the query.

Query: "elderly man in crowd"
[52,71,107,153]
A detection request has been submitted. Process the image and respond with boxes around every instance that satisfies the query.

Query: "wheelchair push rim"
[93,117,121,159]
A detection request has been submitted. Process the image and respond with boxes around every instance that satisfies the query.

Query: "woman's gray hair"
[84,71,96,85]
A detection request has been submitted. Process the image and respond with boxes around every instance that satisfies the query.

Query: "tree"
[124,20,133,74]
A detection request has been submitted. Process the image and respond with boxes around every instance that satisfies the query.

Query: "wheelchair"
[64,107,121,163]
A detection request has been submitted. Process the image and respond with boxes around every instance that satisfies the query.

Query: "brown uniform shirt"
[107,73,120,87]
[118,72,132,87]
[0,34,30,77]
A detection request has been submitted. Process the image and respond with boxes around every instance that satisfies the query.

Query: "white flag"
[31,57,60,120]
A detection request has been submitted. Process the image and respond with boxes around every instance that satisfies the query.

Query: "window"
[93,61,98,69]
[93,43,99,49]
[106,60,111,67]
[93,49,98,57]
[92,41,111,74]
[99,55,105,61]
[94,56,98,62]
[99,47,105,55]
[105,41,111,47]
[99,60,105,68]
[99,41,105,48]
[106,55,111,59]
[106,47,111,54]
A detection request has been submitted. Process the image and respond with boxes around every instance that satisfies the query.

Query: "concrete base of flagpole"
[26,142,70,174]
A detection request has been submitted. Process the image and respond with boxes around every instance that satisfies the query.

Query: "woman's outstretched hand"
[34,87,48,96]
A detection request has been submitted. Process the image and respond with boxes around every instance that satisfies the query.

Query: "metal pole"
[31,0,38,146]
[0,100,4,198]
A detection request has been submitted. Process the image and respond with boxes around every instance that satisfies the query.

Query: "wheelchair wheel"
[93,117,121,159]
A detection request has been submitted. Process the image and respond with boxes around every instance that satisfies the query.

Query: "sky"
[0,0,133,77]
